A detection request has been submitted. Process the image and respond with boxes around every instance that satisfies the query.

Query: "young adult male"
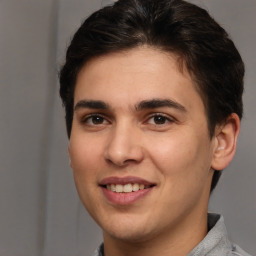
[59,0,251,255]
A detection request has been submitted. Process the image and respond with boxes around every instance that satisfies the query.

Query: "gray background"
[0,0,255,255]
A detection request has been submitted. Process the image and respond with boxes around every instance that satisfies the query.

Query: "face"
[69,47,216,243]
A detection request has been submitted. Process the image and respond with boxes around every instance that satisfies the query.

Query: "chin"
[100,215,161,243]
[103,227,154,243]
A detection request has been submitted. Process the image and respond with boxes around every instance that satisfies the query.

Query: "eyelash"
[81,114,110,125]
[80,113,174,126]
[146,113,174,125]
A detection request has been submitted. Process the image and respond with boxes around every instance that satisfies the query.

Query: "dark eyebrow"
[135,99,186,112]
[74,100,109,111]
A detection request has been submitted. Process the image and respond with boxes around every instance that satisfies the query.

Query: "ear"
[211,113,240,171]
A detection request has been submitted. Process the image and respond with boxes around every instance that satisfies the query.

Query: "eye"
[147,114,173,125]
[82,114,109,125]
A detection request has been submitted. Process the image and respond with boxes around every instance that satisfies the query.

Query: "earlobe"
[211,113,240,171]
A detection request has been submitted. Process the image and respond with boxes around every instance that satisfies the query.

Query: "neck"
[103,210,208,256]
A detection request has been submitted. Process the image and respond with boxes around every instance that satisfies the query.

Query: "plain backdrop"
[0,0,255,255]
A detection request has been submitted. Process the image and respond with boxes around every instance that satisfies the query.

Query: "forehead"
[74,47,204,113]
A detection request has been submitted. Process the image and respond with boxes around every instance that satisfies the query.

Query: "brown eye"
[153,115,168,124]
[147,114,172,125]
[91,116,104,124]
[83,114,108,125]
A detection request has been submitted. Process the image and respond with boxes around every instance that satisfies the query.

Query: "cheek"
[68,138,104,206]
[69,137,102,207]
[69,135,103,173]
[148,134,198,172]
[148,131,212,187]
[149,134,212,213]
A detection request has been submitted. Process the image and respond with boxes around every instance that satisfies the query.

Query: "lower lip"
[101,187,153,205]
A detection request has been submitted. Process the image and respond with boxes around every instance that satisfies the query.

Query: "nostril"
[105,156,133,167]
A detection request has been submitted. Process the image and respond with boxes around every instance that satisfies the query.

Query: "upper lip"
[99,176,155,186]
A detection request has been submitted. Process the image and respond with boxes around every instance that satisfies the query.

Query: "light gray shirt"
[93,213,251,256]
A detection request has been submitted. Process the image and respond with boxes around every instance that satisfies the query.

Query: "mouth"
[99,176,156,204]
[102,183,155,193]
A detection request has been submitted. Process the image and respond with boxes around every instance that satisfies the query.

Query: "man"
[59,0,251,255]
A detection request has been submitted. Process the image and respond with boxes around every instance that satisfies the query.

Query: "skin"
[68,47,240,256]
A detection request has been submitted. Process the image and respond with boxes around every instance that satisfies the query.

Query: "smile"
[99,176,155,204]
[106,183,152,193]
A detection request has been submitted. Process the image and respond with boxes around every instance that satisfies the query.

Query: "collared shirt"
[93,213,252,256]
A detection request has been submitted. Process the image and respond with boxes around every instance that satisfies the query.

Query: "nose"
[104,123,144,167]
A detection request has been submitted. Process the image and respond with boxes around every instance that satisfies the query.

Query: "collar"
[188,213,232,256]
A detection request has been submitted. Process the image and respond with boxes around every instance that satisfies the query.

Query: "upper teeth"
[106,183,147,193]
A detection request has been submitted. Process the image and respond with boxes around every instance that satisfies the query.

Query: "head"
[59,1,245,250]
[59,0,244,193]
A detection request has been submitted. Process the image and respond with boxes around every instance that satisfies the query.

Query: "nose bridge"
[104,119,143,166]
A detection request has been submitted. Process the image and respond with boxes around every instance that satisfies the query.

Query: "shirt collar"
[94,243,104,256]
[188,213,232,256]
